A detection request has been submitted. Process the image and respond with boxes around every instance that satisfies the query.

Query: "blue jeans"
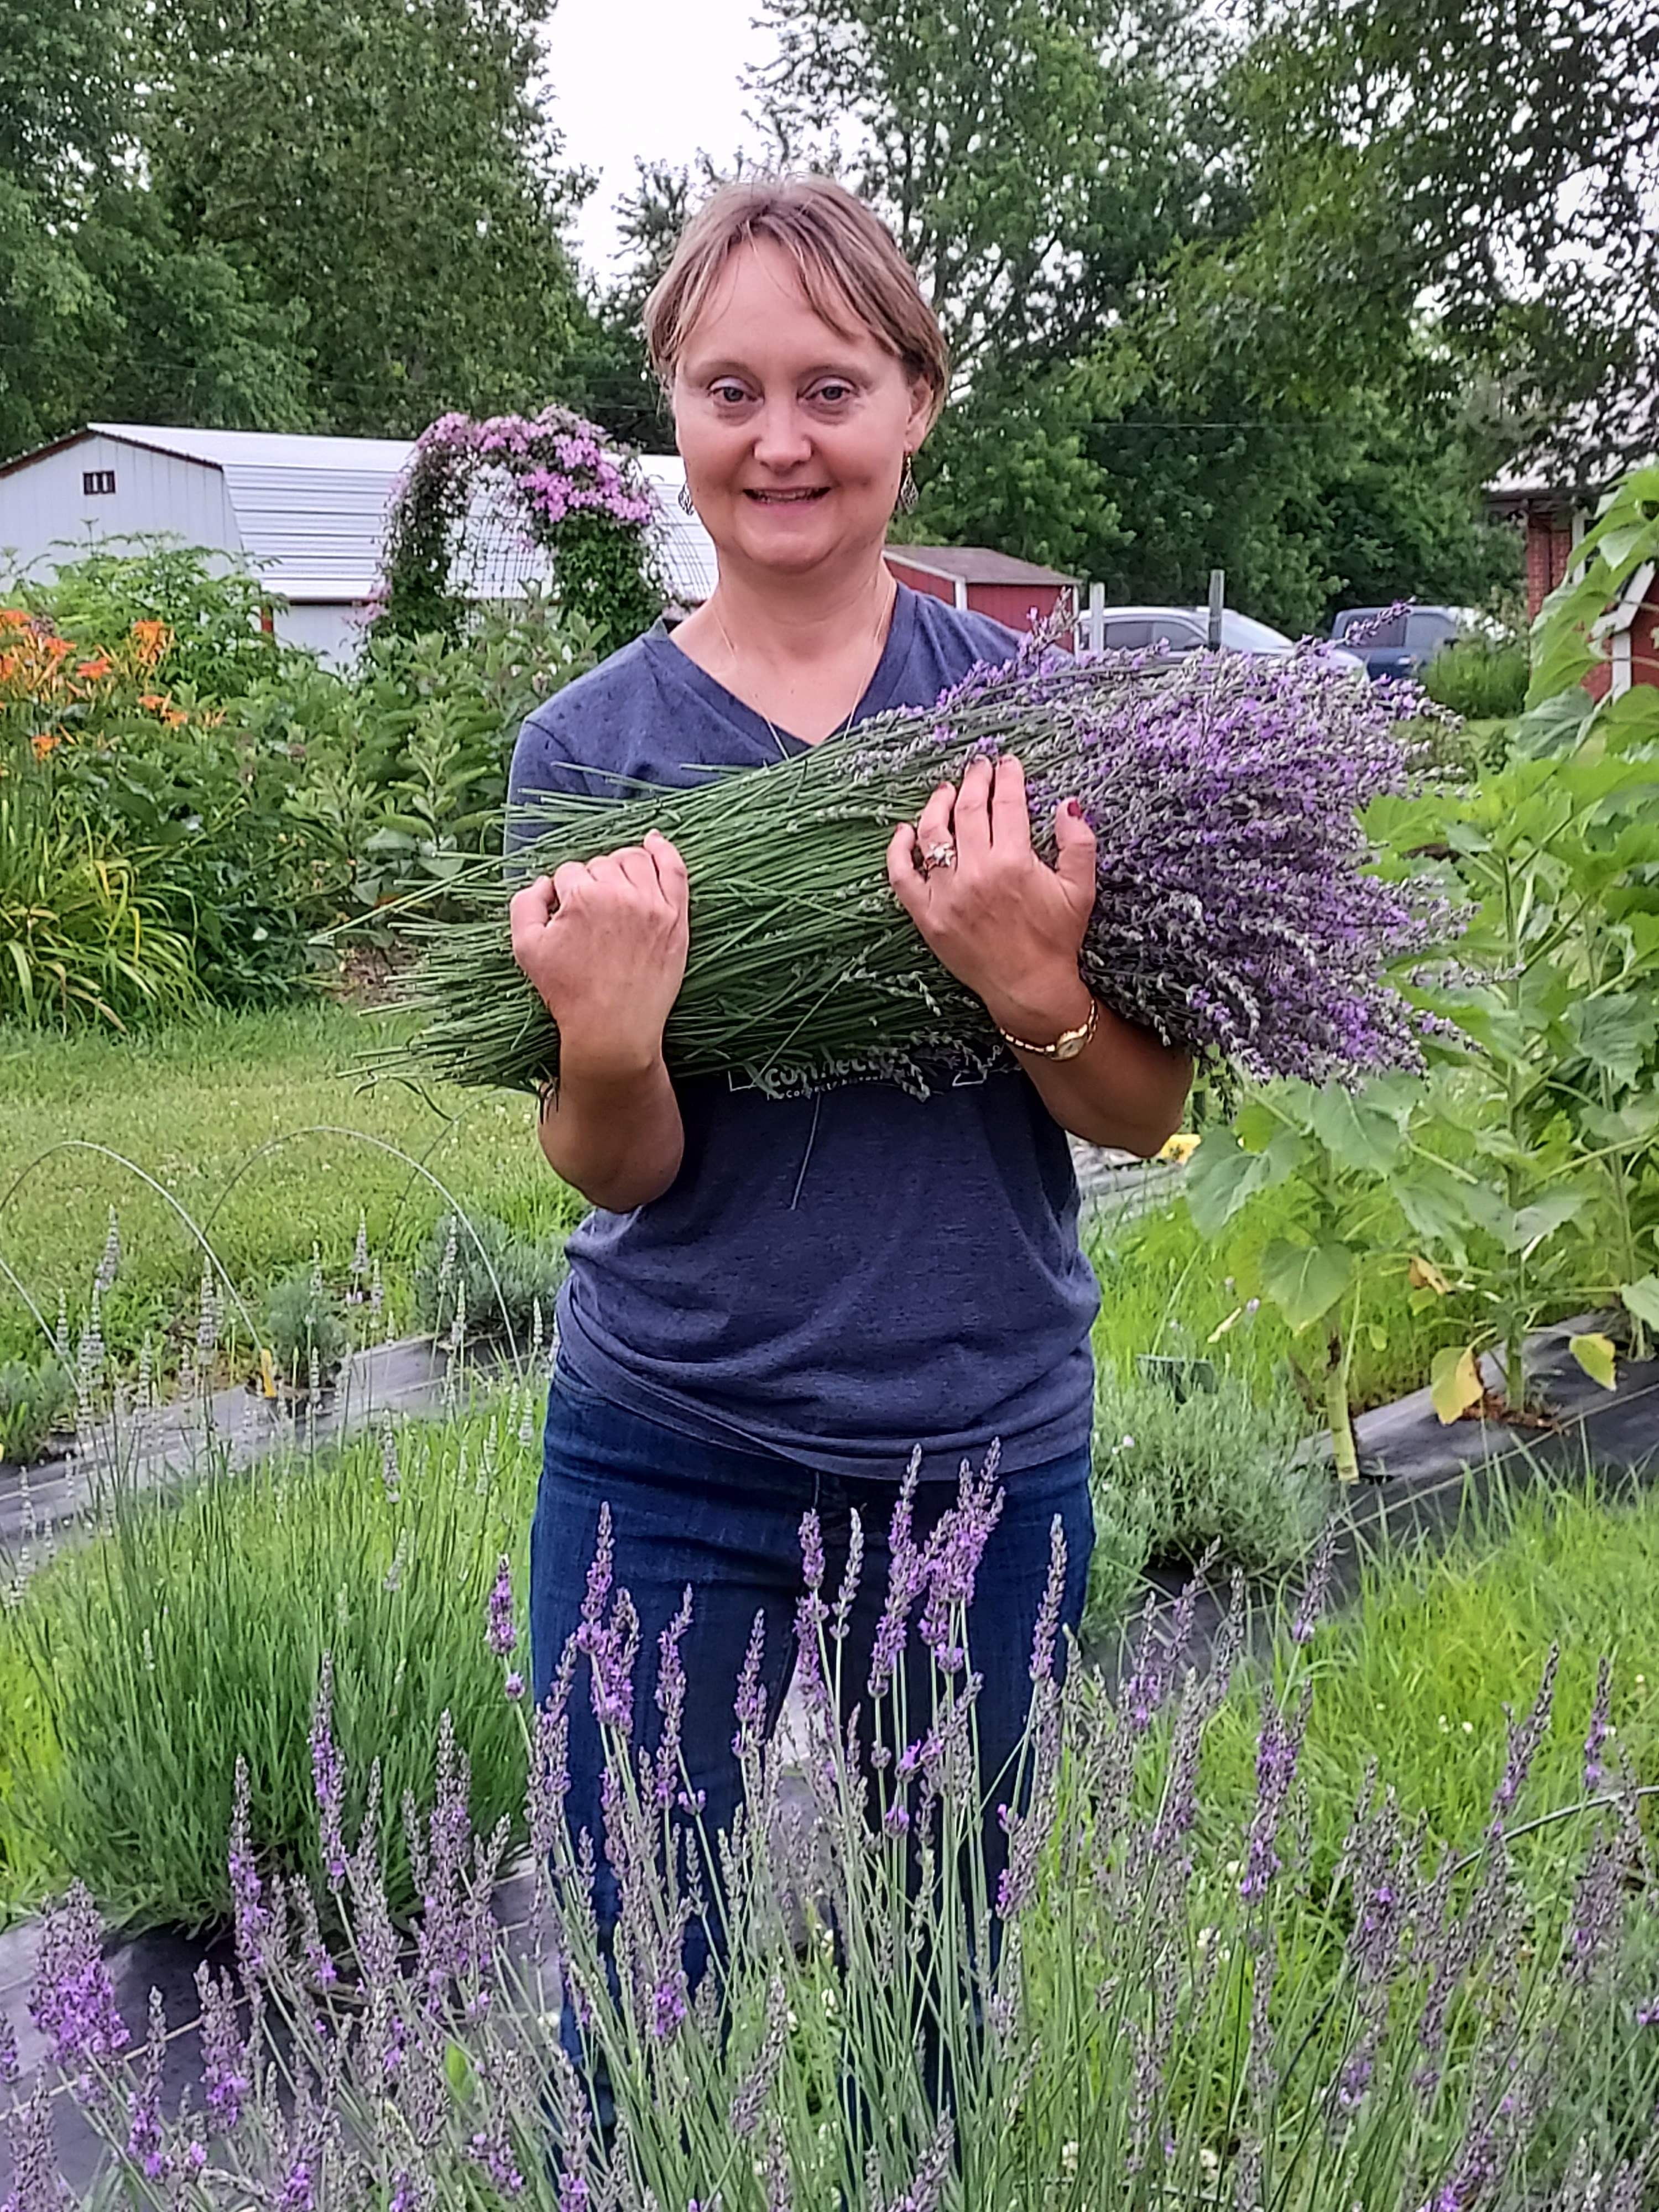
[528,1361,1094,2104]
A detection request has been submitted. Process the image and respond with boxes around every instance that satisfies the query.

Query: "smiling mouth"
[744,488,829,504]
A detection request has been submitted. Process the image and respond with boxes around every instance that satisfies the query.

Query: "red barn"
[884,545,1077,638]
[1488,462,1659,698]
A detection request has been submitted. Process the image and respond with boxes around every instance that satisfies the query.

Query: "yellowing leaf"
[1408,1256,1452,1295]
[1431,1344,1484,1425]
[1569,1332,1618,1391]
[1159,1131,1201,1164]
[1206,1305,1244,1344]
[259,1347,278,1399]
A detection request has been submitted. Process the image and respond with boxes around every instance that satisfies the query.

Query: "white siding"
[1,426,717,625]
[274,600,365,670]
[0,435,243,583]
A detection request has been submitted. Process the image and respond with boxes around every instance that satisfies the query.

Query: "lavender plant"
[9,1387,543,1933]
[12,1473,1657,2210]
[396,645,1452,1100]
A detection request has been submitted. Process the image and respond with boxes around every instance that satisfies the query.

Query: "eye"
[813,379,855,405]
[711,380,750,406]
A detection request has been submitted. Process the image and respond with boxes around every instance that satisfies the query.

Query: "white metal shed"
[0,424,717,667]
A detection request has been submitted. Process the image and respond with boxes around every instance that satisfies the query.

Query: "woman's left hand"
[886,753,1099,1041]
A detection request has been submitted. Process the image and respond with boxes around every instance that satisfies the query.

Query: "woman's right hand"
[509,828,690,1081]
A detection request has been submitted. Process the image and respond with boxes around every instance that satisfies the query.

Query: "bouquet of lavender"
[395,645,1448,1098]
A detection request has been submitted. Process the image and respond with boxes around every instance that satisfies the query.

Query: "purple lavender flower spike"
[654,1586,694,1808]
[733,1609,769,1754]
[28,1881,128,2095]
[228,1755,271,1984]
[123,1990,171,2185]
[1566,1832,1624,1984]
[196,1962,252,2132]
[1583,1653,1613,1792]
[799,1509,826,1593]
[832,1507,865,1641]
[1291,1517,1338,1646]
[310,1654,347,1893]
[1029,1515,1067,1683]
[0,2015,17,2087]
[1239,1685,1311,1902]
[486,1554,518,1658]
[3,2081,64,2212]
[1491,1644,1559,1818]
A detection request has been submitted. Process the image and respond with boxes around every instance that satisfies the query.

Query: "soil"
[328,940,419,1009]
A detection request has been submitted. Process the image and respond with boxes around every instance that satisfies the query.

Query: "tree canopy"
[0,0,596,460]
[734,0,1652,625]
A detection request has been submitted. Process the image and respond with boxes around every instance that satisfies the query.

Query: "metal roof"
[60,424,718,607]
[886,544,1077,587]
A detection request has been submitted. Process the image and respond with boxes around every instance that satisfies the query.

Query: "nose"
[750,397,814,473]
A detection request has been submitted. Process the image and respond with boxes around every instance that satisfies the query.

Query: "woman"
[507,175,1190,2063]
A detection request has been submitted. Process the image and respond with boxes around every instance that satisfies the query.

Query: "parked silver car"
[1091,604,1366,673]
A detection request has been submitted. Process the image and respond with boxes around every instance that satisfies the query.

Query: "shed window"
[83,469,117,496]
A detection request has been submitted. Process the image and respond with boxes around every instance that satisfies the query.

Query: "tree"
[0,0,312,461]
[145,0,593,436]
[750,0,1527,624]
[1232,0,1659,473]
[753,0,1215,378]
[566,159,718,452]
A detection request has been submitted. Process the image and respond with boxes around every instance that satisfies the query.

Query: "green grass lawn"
[1198,1474,1659,1881]
[0,1003,583,1375]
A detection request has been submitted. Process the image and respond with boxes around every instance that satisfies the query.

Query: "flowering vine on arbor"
[373,406,664,653]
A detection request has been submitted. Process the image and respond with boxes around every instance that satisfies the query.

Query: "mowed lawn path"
[0,1004,580,1371]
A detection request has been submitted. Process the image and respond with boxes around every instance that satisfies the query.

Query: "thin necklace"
[712,588,895,758]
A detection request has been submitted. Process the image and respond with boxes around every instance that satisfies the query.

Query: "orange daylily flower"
[31,731,62,760]
[131,618,172,665]
[162,708,187,727]
[76,655,113,680]
[0,609,29,630]
[138,691,170,711]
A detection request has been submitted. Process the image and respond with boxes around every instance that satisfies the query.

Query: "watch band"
[997,995,1099,1061]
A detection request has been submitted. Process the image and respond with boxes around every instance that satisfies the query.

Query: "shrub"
[413,1210,567,1346]
[1084,1359,1326,1634]
[13,1396,536,1931]
[0,782,201,1029]
[8,542,285,700]
[0,1356,73,1464]
[1422,632,1528,721]
[263,1262,348,1390]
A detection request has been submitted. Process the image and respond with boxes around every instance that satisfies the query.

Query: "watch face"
[1054,1029,1089,1061]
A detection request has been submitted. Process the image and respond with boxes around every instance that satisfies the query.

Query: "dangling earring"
[897,454,919,515]
[677,478,696,515]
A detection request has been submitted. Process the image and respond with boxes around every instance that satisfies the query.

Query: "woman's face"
[672,239,933,582]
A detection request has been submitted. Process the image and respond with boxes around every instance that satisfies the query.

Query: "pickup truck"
[1329,606,1463,682]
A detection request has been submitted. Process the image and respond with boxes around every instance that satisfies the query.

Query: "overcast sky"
[542,0,779,283]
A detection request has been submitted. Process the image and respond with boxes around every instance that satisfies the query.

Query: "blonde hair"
[643,175,948,419]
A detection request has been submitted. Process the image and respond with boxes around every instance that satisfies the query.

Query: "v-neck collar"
[641,583,919,755]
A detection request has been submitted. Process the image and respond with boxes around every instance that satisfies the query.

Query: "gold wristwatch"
[997,996,1099,1061]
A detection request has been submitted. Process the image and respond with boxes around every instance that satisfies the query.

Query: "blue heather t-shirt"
[507,582,1099,1480]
